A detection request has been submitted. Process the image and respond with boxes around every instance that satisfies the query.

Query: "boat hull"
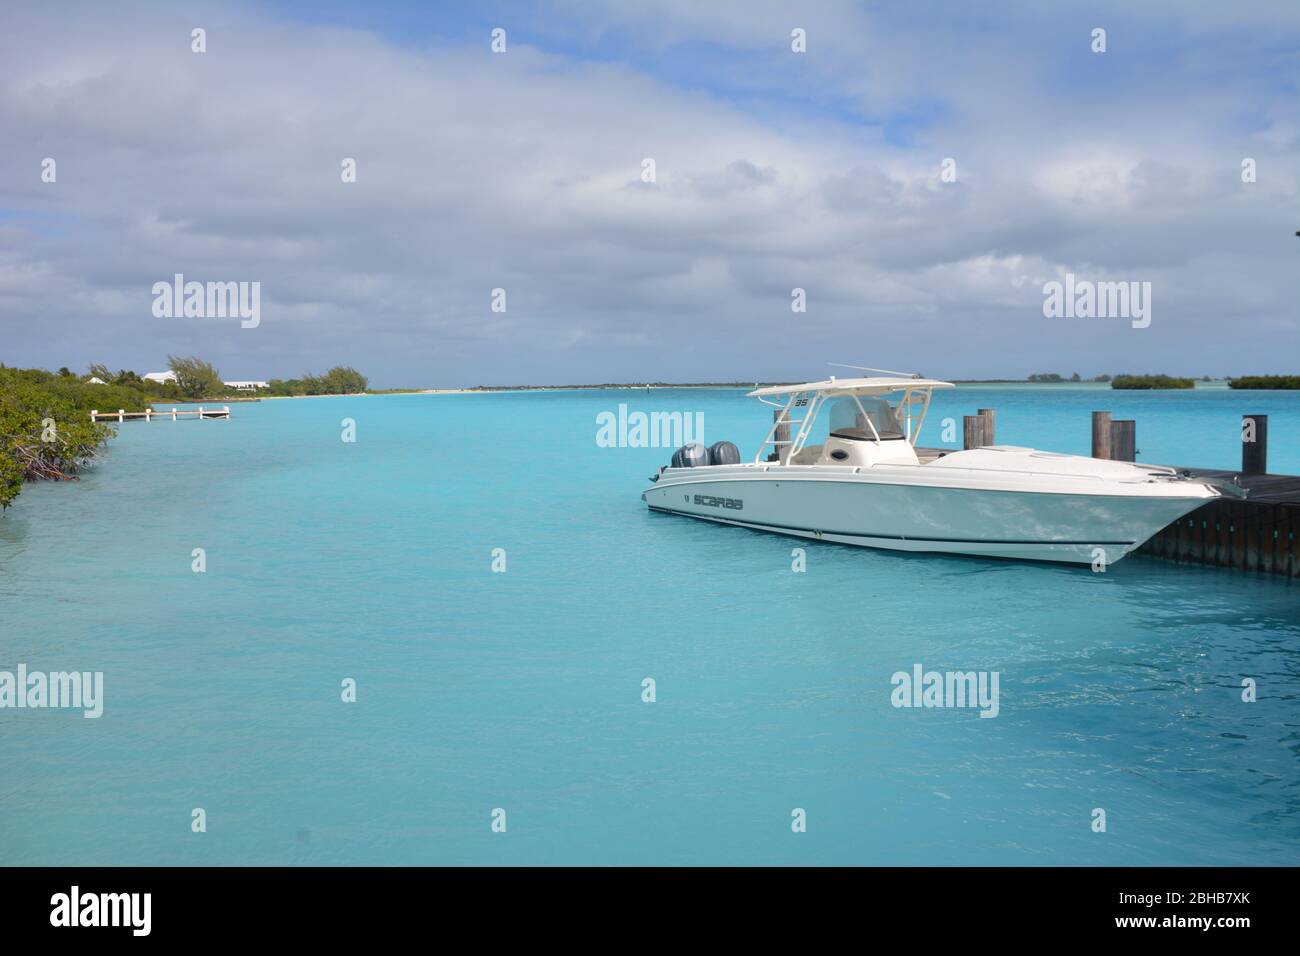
[643,470,1216,565]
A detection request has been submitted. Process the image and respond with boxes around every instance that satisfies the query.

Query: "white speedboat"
[642,373,1230,565]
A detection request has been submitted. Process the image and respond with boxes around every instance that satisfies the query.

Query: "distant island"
[1110,374,1195,390]
[1024,372,1227,388]
[1228,375,1300,389]
[462,374,1226,391]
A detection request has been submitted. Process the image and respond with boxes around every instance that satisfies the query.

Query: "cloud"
[0,0,1296,385]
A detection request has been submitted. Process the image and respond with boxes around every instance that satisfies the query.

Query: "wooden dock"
[91,407,230,422]
[1136,470,1300,576]
[1104,411,1298,576]
[955,407,1299,577]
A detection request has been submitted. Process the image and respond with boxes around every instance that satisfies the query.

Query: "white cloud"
[0,0,1296,384]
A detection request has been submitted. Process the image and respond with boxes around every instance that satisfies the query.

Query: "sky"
[0,0,1297,387]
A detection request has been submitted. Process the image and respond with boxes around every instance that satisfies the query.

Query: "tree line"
[0,366,122,508]
[77,356,368,399]
[1,358,369,509]
[1027,372,1220,387]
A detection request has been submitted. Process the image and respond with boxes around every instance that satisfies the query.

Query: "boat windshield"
[828,396,905,441]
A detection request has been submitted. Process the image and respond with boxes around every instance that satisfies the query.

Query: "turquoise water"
[1,385,1298,865]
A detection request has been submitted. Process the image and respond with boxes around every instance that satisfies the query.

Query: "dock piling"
[1110,419,1136,462]
[1091,411,1112,460]
[963,415,985,449]
[1242,414,1268,475]
[978,408,996,446]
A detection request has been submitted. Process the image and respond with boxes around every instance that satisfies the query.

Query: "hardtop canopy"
[747,376,955,398]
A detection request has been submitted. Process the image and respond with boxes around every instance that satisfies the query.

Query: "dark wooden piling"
[1258,503,1275,574]
[1232,500,1249,571]
[1242,414,1268,475]
[978,408,996,446]
[1186,512,1205,565]
[963,415,985,450]
[1216,503,1231,566]
[1281,505,1299,576]
[1092,411,1112,459]
[1275,504,1293,574]
[1175,510,1192,563]
[1110,420,1136,462]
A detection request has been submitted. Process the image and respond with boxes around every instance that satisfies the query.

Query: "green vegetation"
[266,367,368,396]
[167,355,224,399]
[1110,374,1195,390]
[79,357,369,400]
[2,359,371,508]
[86,364,184,402]
[1025,373,1118,383]
[1228,375,1300,390]
[0,366,137,509]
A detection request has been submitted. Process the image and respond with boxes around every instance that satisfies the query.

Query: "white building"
[86,377,107,385]
[224,380,269,391]
[143,371,178,384]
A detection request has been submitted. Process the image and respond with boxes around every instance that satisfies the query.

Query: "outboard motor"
[670,442,710,468]
[708,441,740,465]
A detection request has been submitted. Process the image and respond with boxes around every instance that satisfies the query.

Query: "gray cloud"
[0,0,1296,386]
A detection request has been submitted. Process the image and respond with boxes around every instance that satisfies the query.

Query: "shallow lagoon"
[1,385,1297,865]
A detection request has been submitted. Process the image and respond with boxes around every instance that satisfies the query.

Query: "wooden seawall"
[1135,471,1300,577]
[959,406,1298,577]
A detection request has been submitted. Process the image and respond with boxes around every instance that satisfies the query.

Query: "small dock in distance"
[91,407,230,422]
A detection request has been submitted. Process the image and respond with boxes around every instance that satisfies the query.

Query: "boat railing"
[767,461,1116,483]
